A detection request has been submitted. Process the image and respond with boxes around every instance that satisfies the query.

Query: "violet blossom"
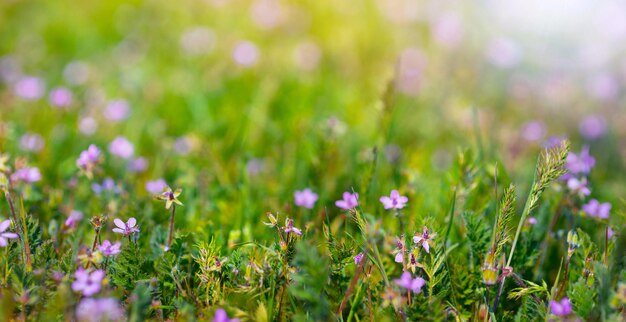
[413,226,433,253]
[549,297,572,317]
[354,252,365,265]
[146,178,168,194]
[394,271,426,293]
[380,190,408,210]
[76,297,125,322]
[294,188,318,209]
[112,217,140,236]
[567,177,591,197]
[108,136,134,159]
[11,167,41,183]
[76,144,101,172]
[97,240,122,257]
[65,210,84,229]
[0,219,18,247]
[71,269,105,297]
[582,199,611,219]
[335,191,358,210]
[48,87,73,108]
[283,218,302,236]
[213,308,240,322]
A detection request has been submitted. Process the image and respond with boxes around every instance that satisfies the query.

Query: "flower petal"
[0,220,10,232]
[113,219,126,229]
[127,217,137,228]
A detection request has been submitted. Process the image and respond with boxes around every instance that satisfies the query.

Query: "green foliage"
[288,242,330,322]
[568,277,596,318]
[110,242,149,292]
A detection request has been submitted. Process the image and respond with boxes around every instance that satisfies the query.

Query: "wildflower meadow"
[1,0,626,321]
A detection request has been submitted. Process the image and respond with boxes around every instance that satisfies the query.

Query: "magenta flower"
[11,167,41,183]
[19,133,44,152]
[13,76,45,100]
[582,199,611,219]
[213,308,240,322]
[0,219,18,247]
[76,144,101,172]
[146,179,168,194]
[543,135,567,149]
[565,146,595,176]
[393,237,406,263]
[579,115,607,140]
[283,218,302,236]
[76,297,125,322]
[65,210,84,229]
[49,87,73,108]
[232,41,259,67]
[335,192,358,210]
[72,269,105,297]
[549,297,572,316]
[380,190,408,210]
[98,240,122,257]
[112,217,139,236]
[108,136,134,159]
[294,188,318,209]
[103,99,130,122]
[520,120,546,142]
[413,226,433,253]
[354,252,365,265]
[127,157,148,173]
[527,217,537,225]
[394,271,426,293]
[567,177,591,196]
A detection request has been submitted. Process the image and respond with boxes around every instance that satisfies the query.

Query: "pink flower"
[76,297,125,322]
[0,220,18,247]
[19,133,45,152]
[549,298,572,316]
[579,115,607,140]
[65,210,84,229]
[72,269,105,297]
[393,237,406,263]
[127,157,148,173]
[146,179,168,194]
[567,177,591,197]
[11,167,41,183]
[394,271,426,293]
[108,136,134,159]
[354,252,365,265]
[335,192,358,210]
[13,76,45,100]
[413,227,433,253]
[76,144,101,172]
[232,41,259,67]
[283,218,302,236]
[112,217,139,236]
[582,199,611,219]
[49,87,73,108]
[103,99,130,122]
[97,240,122,257]
[294,188,318,209]
[380,190,408,210]
[213,308,240,322]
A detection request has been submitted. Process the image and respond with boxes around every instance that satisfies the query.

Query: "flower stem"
[167,205,177,249]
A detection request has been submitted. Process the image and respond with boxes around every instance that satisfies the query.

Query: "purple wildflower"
[380,190,408,210]
[394,271,426,293]
[79,117,98,135]
[19,133,44,152]
[76,144,101,172]
[0,219,18,247]
[127,157,148,173]
[71,269,105,297]
[76,297,125,322]
[565,146,595,176]
[213,308,240,322]
[232,41,259,67]
[527,217,537,225]
[97,240,122,257]
[112,217,139,236]
[608,227,615,239]
[283,218,302,236]
[146,179,168,194]
[393,237,406,263]
[520,120,546,142]
[294,188,318,209]
[13,76,45,100]
[582,199,611,219]
[48,87,73,108]
[65,210,84,229]
[335,192,358,210]
[108,136,134,159]
[413,226,433,253]
[103,99,130,122]
[543,135,568,149]
[354,252,365,265]
[11,167,41,183]
[549,297,572,316]
[567,177,591,197]
[579,115,607,140]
